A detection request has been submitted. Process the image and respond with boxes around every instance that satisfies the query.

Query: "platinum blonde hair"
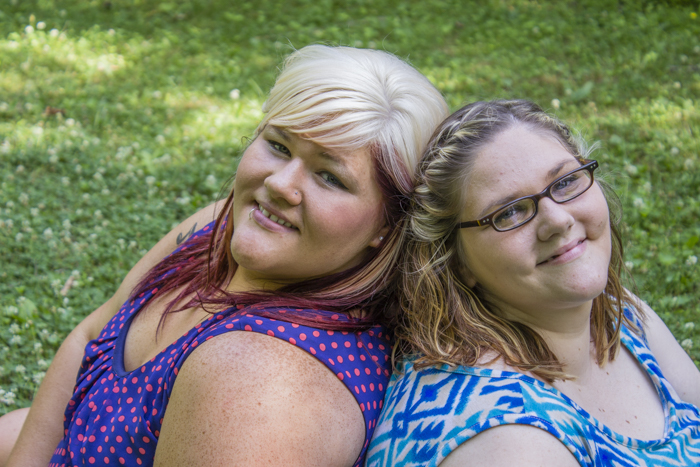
[257,45,448,196]
[398,99,639,382]
[225,45,449,313]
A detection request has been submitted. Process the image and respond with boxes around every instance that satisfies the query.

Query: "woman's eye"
[494,202,530,226]
[497,206,518,220]
[320,172,347,189]
[553,174,582,194]
[268,140,291,156]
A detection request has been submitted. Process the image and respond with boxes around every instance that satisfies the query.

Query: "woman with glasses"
[367,100,700,466]
[0,45,448,467]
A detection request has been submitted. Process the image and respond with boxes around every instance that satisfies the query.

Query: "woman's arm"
[0,408,29,465]
[440,425,580,467]
[633,295,700,407]
[5,296,120,467]
[154,331,366,467]
[6,202,223,467]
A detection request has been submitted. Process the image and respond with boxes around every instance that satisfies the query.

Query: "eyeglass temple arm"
[457,218,492,229]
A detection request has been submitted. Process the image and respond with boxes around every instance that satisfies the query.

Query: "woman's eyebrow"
[477,193,523,218]
[319,151,345,166]
[476,159,580,217]
[548,159,578,179]
[267,125,292,142]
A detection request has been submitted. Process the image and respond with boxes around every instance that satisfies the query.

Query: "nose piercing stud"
[379,236,384,241]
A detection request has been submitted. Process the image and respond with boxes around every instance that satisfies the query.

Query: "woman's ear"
[368,226,391,248]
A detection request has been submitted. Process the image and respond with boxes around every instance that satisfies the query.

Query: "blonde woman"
[367,100,700,466]
[0,45,448,467]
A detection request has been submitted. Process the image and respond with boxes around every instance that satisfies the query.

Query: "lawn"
[1,0,698,413]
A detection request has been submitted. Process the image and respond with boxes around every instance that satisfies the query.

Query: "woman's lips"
[251,203,297,231]
[258,204,294,228]
[538,239,587,266]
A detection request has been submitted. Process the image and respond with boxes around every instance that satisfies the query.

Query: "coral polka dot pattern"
[48,223,392,467]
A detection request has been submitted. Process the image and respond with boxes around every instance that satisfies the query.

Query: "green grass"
[1,0,699,413]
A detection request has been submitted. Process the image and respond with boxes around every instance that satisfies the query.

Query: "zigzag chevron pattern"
[367,319,700,466]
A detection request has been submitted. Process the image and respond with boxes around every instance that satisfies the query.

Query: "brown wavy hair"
[396,99,641,382]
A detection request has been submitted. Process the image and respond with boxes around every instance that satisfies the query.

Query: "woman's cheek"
[588,187,610,238]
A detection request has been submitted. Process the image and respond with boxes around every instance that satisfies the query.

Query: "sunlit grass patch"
[1,0,699,413]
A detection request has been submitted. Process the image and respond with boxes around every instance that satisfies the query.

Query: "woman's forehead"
[463,126,579,213]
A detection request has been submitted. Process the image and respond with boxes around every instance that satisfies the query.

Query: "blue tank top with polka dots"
[48,223,392,467]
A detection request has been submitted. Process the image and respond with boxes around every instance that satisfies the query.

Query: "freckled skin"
[153,331,364,466]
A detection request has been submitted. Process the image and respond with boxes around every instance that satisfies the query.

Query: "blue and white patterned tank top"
[367,316,700,466]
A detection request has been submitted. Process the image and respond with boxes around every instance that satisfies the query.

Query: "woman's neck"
[539,320,597,380]
[496,299,597,379]
[226,270,256,293]
[225,266,289,294]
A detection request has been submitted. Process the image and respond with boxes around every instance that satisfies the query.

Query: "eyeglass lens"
[491,168,593,231]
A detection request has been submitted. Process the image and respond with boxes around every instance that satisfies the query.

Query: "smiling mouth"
[539,239,585,265]
[258,204,296,229]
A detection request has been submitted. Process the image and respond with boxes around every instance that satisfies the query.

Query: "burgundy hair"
[129,146,408,333]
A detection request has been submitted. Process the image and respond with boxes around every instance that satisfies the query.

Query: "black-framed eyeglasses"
[458,159,599,232]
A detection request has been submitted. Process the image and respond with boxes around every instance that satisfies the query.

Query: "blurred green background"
[1,0,699,413]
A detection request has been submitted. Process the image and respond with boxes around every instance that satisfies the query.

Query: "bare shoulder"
[440,425,579,467]
[154,331,365,467]
[629,292,700,407]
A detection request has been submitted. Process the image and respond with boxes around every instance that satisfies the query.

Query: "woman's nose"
[264,159,303,205]
[536,197,575,241]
